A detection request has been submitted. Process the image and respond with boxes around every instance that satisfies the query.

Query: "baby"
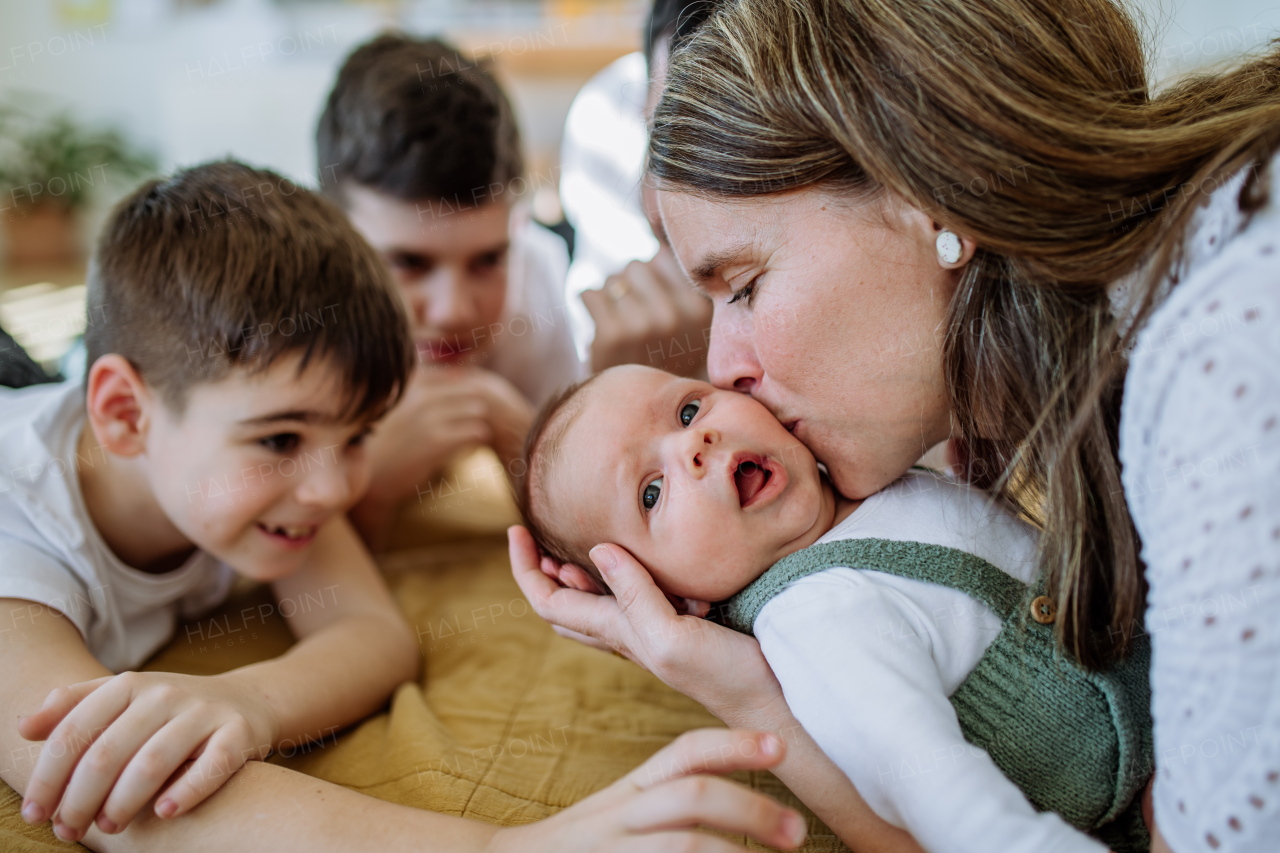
[519,365,1153,853]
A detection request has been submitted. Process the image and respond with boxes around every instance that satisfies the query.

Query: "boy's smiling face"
[99,352,376,581]
[546,365,836,601]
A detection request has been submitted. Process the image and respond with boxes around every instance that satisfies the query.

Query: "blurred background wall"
[1,0,1278,372]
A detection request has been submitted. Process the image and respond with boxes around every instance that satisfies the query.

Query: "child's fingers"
[49,699,181,841]
[153,728,253,818]
[21,678,134,828]
[17,677,112,741]
[98,715,212,833]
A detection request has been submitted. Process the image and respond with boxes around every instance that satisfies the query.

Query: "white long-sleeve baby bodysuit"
[753,471,1108,853]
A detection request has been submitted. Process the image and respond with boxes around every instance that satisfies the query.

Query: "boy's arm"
[0,599,113,800]
[0,613,805,853]
[12,517,415,839]
[223,514,419,754]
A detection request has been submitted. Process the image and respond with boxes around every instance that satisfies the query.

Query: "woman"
[510,1,1280,851]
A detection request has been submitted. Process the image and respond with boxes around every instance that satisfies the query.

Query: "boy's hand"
[583,245,712,376]
[352,364,532,549]
[18,670,277,842]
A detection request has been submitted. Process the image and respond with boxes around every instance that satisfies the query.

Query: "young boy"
[316,34,584,550]
[518,364,1155,853]
[0,161,419,844]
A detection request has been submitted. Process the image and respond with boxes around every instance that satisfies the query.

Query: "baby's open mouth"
[734,458,773,507]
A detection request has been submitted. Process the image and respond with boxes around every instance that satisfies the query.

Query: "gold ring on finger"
[607,280,631,301]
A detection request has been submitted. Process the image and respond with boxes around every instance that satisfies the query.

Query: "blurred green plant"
[0,100,155,209]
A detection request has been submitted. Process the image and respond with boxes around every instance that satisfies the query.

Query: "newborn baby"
[519,365,1153,853]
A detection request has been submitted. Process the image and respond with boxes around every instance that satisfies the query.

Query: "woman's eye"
[259,433,300,454]
[347,428,371,448]
[679,400,701,427]
[642,478,663,511]
[726,277,759,306]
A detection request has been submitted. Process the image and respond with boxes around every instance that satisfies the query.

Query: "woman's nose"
[707,303,763,394]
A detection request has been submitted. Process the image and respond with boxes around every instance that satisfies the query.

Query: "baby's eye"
[679,400,701,427]
[642,478,663,511]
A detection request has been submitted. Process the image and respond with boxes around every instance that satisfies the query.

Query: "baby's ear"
[558,563,608,595]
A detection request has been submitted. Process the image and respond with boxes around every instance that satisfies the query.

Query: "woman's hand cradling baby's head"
[509,525,784,718]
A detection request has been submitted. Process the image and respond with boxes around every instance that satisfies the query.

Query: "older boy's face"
[550,366,835,601]
[343,184,510,368]
[144,353,374,580]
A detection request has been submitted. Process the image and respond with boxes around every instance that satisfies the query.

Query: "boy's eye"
[471,250,505,273]
[642,478,663,511]
[679,400,701,427]
[390,253,432,277]
[260,433,300,454]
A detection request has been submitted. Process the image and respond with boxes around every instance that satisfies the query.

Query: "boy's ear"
[85,354,157,458]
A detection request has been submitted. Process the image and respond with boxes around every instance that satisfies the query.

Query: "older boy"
[0,161,420,842]
[316,34,584,550]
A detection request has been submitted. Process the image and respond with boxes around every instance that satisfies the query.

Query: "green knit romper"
[716,538,1154,853]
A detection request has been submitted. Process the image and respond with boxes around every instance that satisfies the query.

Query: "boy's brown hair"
[84,160,413,420]
[315,33,523,207]
[516,374,609,589]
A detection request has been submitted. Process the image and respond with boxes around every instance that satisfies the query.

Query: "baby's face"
[549,365,835,601]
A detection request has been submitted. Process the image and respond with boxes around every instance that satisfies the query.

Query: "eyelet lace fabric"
[1120,156,1280,853]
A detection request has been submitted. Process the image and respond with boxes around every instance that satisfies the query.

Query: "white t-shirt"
[0,380,234,673]
[754,471,1105,853]
[558,52,659,361]
[488,218,586,407]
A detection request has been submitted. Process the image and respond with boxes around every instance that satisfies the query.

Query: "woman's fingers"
[509,527,620,636]
[559,563,608,593]
[589,544,683,636]
[623,777,806,850]
[628,730,785,789]
[551,624,616,652]
[18,677,112,741]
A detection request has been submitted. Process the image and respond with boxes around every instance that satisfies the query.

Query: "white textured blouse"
[1120,153,1280,853]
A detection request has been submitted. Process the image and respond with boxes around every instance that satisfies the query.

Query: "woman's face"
[659,186,957,500]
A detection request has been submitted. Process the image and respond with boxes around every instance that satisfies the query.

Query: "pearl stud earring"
[936,230,962,265]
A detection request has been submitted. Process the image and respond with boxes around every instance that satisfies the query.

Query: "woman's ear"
[932,220,977,270]
[84,354,155,458]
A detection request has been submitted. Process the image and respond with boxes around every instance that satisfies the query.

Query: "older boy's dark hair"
[316,33,523,207]
[516,373,609,590]
[84,160,413,419]
[644,0,718,69]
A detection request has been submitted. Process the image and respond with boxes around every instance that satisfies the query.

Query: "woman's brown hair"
[648,0,1280,668]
